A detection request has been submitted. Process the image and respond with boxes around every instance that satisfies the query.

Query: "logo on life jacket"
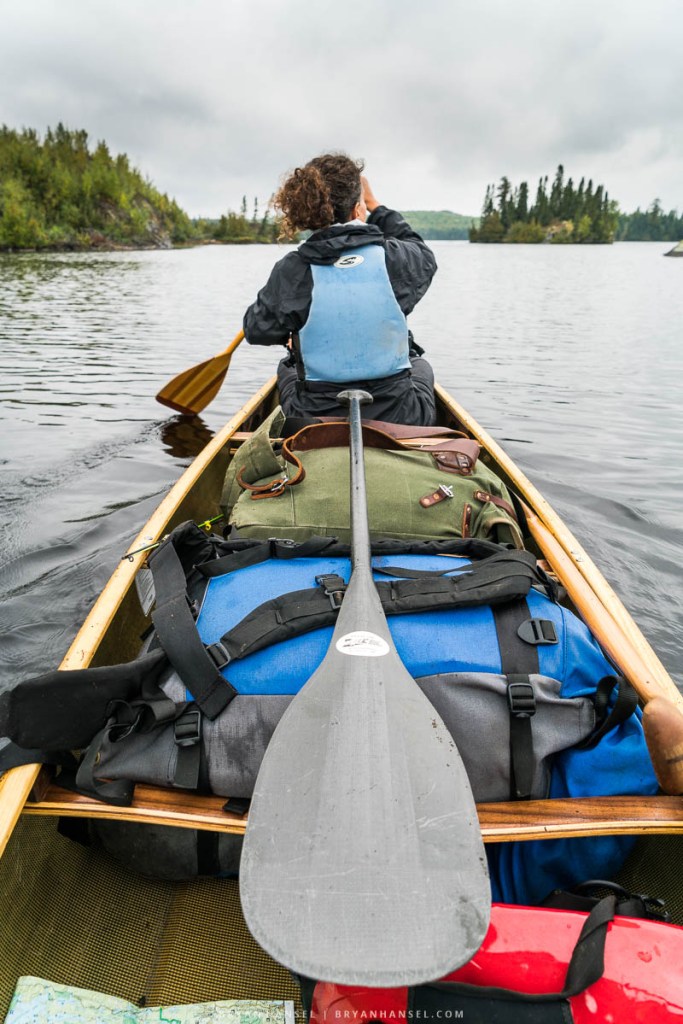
[334,254,365,268]
[336,631,389,657]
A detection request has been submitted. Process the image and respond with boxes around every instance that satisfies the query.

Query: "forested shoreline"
[616,202,683,241]
[1,129,680,250]
[0,125,280,250]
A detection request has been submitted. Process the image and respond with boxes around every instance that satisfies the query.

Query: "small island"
[470,165,683,245]
[470,165,618,244]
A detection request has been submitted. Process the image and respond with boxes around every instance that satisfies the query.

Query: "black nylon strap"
[195,535,527,579]
[0,740,77,774]
[493,599,541,676]
[414,894,617,1018]
[197,537,340,578]
[542,881,670,922]
[172,706,203,790]
[578,676,639,749]
[211,551,541,666]
[196,829,222,875]
[149,536,237,720]
[493,599,540,801]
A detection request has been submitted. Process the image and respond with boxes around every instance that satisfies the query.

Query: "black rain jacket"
[243,206,437,345]
[243,207,438,425]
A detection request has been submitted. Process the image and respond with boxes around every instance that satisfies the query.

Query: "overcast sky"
[1,0,681,218]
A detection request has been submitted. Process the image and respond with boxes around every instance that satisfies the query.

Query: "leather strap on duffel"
[237,421,482,500]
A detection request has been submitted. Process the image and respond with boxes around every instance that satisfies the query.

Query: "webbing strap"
[0,740,77,774]
[172,706,203,790]
[149,536,237,720]
[577,675,639,749]
[418,894,617,1019]
[207,550,542,668]
[195,535,528,579]
[197,536,340,579]
[493,599,540,801]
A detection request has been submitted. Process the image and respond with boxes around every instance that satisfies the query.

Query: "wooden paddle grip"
[642,697,683,795]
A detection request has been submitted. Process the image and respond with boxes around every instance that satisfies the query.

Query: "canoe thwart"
[23,783,683,842]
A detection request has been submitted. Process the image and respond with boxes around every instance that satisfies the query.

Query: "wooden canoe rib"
[2,380,682,855]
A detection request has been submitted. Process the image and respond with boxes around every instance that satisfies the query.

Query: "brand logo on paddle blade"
[334,254,364,268]
[336,631,390,657]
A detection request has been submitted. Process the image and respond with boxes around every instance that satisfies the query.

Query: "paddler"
[243,152,438,425]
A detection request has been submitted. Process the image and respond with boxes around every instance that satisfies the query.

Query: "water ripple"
[0,242,681,690]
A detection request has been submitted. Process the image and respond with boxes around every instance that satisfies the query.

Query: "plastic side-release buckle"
[517,618,558,645]
[174,708,202,747]
[315,573,346,610]
[507,680,537,718]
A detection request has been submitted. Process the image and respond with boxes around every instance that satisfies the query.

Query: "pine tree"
[549,164,564,219]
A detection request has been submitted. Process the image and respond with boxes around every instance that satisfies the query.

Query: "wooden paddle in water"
[156,329,244,414]
[240,389,491,986]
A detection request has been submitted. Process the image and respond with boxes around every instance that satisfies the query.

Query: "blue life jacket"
[298,243,411,382]
[193,552,658,906]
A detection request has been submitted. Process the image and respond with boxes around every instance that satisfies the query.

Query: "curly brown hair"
[273,152,364,236]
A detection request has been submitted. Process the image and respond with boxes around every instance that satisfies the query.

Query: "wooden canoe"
[0,380,682,1018]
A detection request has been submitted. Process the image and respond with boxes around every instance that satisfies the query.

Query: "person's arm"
[361,178,437,315]
[243,254,312,345]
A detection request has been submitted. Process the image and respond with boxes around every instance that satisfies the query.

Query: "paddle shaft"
[341,388,373,569]
[239,389,490,985]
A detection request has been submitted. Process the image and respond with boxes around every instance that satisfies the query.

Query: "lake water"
[0,241,681,690]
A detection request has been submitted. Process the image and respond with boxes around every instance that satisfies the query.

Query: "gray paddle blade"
[240,576,491,987]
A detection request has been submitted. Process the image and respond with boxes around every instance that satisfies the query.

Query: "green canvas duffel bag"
[221,408,524,547]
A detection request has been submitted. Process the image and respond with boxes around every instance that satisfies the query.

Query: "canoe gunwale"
[434,384,682,710]
[0,380,277,858]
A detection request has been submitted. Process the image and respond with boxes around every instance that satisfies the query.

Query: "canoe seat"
[24,778,683,843]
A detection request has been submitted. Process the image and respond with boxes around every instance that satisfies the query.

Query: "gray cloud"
[1,0,681,216]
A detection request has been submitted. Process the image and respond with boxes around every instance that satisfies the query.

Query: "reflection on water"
[0,242,681,689]
[160,415,215,459]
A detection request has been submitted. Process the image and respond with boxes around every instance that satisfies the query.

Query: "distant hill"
[400,210,478,240]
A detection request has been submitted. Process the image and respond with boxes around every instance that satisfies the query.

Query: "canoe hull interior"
[0,815,681,1020]
[1,380,682,1017]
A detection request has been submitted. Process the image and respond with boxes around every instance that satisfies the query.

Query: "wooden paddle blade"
[240,575,491,986]
[155,330,244,414]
